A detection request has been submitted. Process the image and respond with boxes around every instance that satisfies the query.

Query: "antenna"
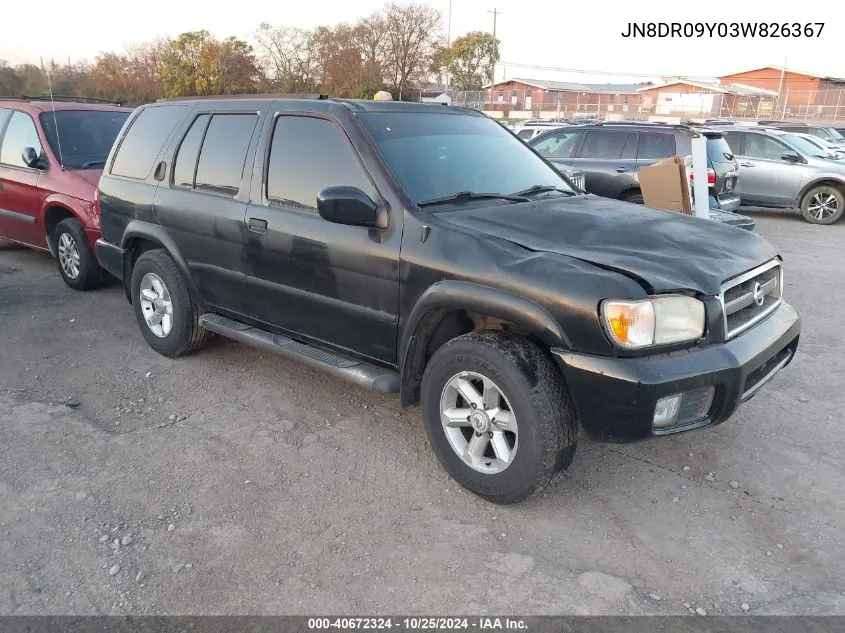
[41,57,65,169]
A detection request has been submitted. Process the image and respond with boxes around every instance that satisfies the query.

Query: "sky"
[2,0,841,84]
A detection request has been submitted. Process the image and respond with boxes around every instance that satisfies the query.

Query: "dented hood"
[439,195,778,296]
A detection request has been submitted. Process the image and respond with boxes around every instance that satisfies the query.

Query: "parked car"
[527,122,752,228]
[721,126,845,224]
[0,97,132,288]
[511,122,566,141]
[96,96,799,504]
[785,131,845,160]
[757,121,845,150]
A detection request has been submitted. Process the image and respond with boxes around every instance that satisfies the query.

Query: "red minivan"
[0,98,132,289]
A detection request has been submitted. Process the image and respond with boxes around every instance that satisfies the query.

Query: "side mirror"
[317,186,385,229]
[781,151,801,163]
[22,147,45,169]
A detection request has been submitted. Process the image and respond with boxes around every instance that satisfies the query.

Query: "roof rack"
[155,93,329,102]
[0,95,123,106]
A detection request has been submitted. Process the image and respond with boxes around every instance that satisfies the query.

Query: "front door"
[152,111,259,314]
[244,113,401,364]
[530,129,584,170]
[736,132,806,206]
[0,110,47,248]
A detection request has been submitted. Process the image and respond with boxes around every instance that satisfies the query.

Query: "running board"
[198,313,399,394]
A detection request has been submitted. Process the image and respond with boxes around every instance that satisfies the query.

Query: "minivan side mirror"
[22,147,45,169]
[781,151,801,163]
[317,186,386,229]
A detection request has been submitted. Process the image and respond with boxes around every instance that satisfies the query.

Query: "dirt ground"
[0,209,843,616]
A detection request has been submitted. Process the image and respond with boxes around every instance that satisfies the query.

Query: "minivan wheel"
[54,218,103,290]
[130,249,210,357]
[800,185,845,224]
[421,331,577,505]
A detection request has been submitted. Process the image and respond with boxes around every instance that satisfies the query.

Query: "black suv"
[96,97,800,504]
[528,122,750,227]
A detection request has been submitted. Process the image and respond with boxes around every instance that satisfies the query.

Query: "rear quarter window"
[110,105,189,180]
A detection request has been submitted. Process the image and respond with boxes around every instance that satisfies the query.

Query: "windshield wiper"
[511,184,576,197]
[417,191,530,208]
[81,160,107,169]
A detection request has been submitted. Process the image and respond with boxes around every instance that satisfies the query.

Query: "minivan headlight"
[601,296,705,349]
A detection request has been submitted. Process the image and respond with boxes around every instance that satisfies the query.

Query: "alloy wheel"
[139,273,174,338]
[808,191,840,221]
[57,233,81,280]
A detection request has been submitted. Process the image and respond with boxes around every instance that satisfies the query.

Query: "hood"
[68,168,104,187]
[439,195,778,296]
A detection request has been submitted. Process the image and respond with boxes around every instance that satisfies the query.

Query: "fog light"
[653,394,682,429]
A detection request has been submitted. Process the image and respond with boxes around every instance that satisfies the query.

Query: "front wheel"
[421,331,577,505]
[800,185,845,224]
[54,218,103,290]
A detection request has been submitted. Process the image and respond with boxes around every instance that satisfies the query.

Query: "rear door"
[733,132,806,206]
[152,110,260,315]
[0,109,47,247]
[571,129,637,198]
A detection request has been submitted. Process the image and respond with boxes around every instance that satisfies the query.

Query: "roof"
[638,79,778,97]
[719,65,845,83]
[0,99,131,112]
[486,78,647,93]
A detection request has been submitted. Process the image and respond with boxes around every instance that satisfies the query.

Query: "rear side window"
[110,105,188,180]
[579,131,629,159]
[172,115,210,188]
[194,114,257,197]
[637,133,676,159]
[0,111,42,168]
[722,131,743,154]
[0,108,11,133]
[266,116,377,210]
[706,135,734,164]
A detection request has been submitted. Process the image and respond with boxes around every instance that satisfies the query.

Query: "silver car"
[721,127,845,224]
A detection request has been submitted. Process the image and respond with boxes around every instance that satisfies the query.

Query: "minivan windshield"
[356,111,574,207]
[40,109,130,169]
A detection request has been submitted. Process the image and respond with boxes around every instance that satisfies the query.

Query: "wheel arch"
[618,187,643,201]
[42,204,82,257]
[796,177,845,206]
[398,281,569,409]
[120,221,202,308]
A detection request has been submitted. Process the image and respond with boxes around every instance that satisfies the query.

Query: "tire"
[800,185,845,224]
[54,218,103,290]
[130,249,210,357]
[621,190,644,205]
[421,330,577,505]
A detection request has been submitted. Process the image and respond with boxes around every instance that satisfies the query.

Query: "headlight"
[601,296,705,349]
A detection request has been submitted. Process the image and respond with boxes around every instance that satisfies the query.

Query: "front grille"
[569,174,585,191]
[720,260,782,339]
[742,344,794,401]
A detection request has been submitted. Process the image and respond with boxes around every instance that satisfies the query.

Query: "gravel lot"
[0,209,843,616]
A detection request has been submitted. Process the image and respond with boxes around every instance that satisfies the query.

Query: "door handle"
[615,167,628,173]
[247,217,268,233]
[739,162,755,167]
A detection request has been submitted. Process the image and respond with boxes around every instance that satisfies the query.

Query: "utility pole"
[777,57,787,118]
[488,8,501,86]
[445,0,452,93]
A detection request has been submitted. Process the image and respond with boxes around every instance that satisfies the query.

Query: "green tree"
[434,31,499,91]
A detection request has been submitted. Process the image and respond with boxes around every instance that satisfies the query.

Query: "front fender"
[398,280,569,408]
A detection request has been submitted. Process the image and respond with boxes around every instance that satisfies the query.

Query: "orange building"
[718,66,845,110]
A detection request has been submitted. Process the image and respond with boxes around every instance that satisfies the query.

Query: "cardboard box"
[637,155,693,214]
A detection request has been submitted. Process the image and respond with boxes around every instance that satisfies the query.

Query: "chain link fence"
[448,88,845,124]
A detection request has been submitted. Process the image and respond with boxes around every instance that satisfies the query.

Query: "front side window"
[111,105,188,180]
[357,111,574,205]
[267,116,377,210]
[744,134,790,160]
[0,111,42,168]
[39,110,130,169]
[532,130,583,159]
[194,114,257,197]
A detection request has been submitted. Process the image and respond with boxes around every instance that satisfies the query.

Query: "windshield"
[782,133,832,157]
[824,127,845,141]
[356,112,574,206]
[39,110,130,169]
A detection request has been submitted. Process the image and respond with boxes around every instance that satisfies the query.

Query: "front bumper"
[552,302,800,442]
